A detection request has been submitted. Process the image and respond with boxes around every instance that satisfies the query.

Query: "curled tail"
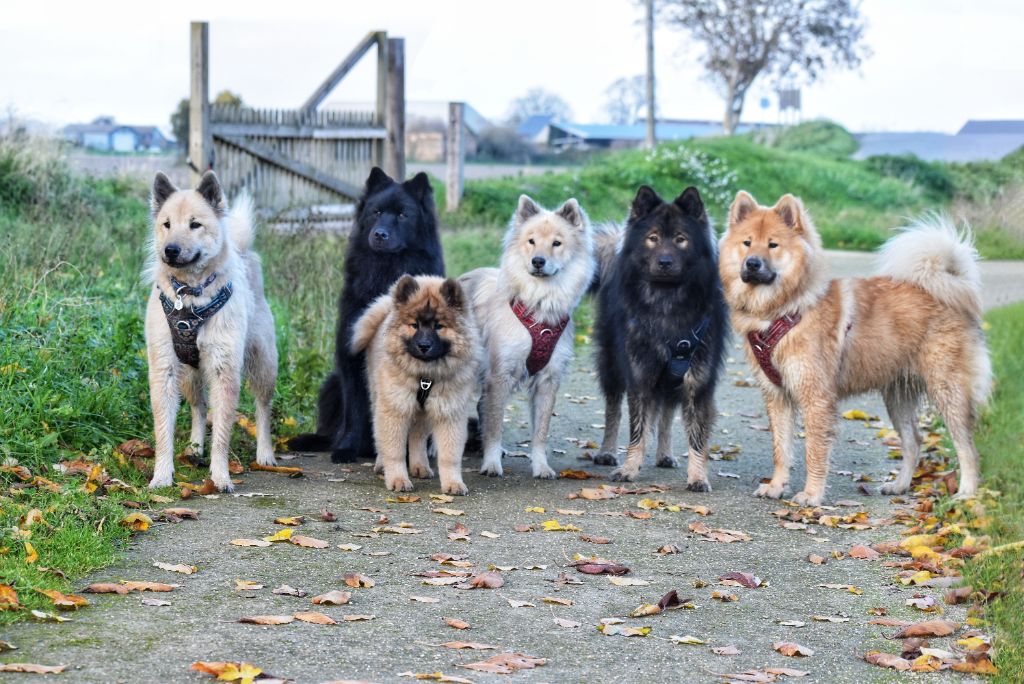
[350,294,394,354]
[589,221,623,293]
[876,215,983,320]
[226,192,255,252]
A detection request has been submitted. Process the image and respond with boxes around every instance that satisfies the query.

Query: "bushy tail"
[226,192,255,252]
[589,221,622,293]
[876,214,983,319]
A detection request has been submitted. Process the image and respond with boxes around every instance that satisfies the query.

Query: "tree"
[505,89,573,126]
[170,98,189,152]
[603,75,648,125]
[213,90,243,107]
[660,0,869,135]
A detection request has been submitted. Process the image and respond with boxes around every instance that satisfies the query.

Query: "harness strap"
[667,314,712,379]
[158,282,234,367]
[510,299,570,376]
[416,378,433,408]
[746,312,802,386]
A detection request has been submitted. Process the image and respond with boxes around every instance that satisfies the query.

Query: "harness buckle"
[420,379,433,391]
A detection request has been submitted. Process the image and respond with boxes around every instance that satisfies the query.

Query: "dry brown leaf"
[718,572,763,588]
[0,664,66,674]
[229,538,272,547]
[293,611,337,625]
[542,596,573,606]
[657,544,681,554]
[848,545,881,560]
[864,651,912,671]
[153,561,197,575]
[83,583,129,595]
[120,581,179,592]
[712,645,741,656]
[444,617,470,630]
[892,620,958,639]
[808,554,826,565]
[342,614,375,622]
[774,641,814,657]
[272,585,307,597]
[441,642,496,650]
[574,562,630,576]
[116,439,154,458]
[235,580,263,591]
[554,617,581,628]
[121,512,153,532]
[312,590,352,606]
[161,507,199,520]
[344,572,375,588]
[250,463,303,475]
[579,534,611,544]
[239,614,295,625]
[456,572,504,590]
[291,535,329,549]
[0,585,20,610]
[36,589,88,610]
[461,653,546,674]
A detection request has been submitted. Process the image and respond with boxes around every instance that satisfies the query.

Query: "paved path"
[3,255,1018,684]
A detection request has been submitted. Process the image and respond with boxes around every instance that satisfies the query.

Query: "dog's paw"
[148,474,174,489]
[256,452,277,467]
[385,474,415,492]
[610,467,638,482]
[754,481,786,499]
[409,463,434,479]
[212,474,235,493]
[441,479,469,496]
[592,452,618,466]
[331,448,358,464]
[879,481,909,496]
[686,479,712,493]
[656,455,679,469]
[479,461,503,477]
[791,489,824,507]
[532,462,558,480]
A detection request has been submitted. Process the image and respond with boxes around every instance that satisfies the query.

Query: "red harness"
[511,299,570,376]
[747,313,802,386]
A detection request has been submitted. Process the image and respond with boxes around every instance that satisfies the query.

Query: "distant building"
[854,119,1024,162]
[62,116,172,153]
[522,118,773,151]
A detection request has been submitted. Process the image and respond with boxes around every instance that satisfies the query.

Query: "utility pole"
[645,0,656,149]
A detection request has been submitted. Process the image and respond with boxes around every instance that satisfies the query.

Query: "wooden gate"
[188,23,405,218]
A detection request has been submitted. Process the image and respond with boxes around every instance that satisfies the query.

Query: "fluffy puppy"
[352,276,480,495]
[145,171,277,491]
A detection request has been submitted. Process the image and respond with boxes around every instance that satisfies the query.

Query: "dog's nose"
[373,228,389,241]
[417,341,433,353]
[658,255,674,270]
[164,244,181,260]
[743,256,763,272]
[531,256,546,270]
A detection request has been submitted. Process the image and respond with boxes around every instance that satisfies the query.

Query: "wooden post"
[374,32,388,169]
[385,37,405,180]
[644,0,656,149]
[189,21,211,185]
[446,102,465,213]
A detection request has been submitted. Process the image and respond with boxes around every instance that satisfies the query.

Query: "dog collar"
[416,378,433,408]
[168,273,219,311]
[747,312,802,386]
[667,314,712,379]
[158,282,233,367]
[510,299,570,376]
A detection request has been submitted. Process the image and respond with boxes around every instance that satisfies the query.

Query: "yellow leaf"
[540,519,581,532]
[842,409,870,420]
[273,516,305,526]
[670,634,706,645]
[432,508,465,516]
[121,512,152,532]
[0,585,20,610]
[524,506,546,513]
[263,528,294,543]
[900,534,941,550]
[637,498,663,510]
[24,542,38,564]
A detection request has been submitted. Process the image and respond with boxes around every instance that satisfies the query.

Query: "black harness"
[416,378,433,408]
[157,274,233,368]
[667,314,712,379]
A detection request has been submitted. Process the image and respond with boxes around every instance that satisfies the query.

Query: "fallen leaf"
[272,585,307,597]
[293,611,337,625]
[863,651,912,671]
[774,642,814,657]
[342,614,375,622]
[818,583,863,595]
[524,506,546,513]
[250,463,302,475]
[312,591,352,606]
[657,544,681,554]
[574,562,630,576]
[141,597,171,607]
[0,585,20,610]
[273,516,305,526]
[36,589,88,610]
[441,642,496,650]
[669,634,706,645]
[542,596,573,606]
[83,583,130,595]
[230,538,272,547]
[121,512,152,532]
[320,509,337,522]
[291,535,329,549]
[718,572,763,588]
[117,439,154,458]
[507,599,535,608]
[892,620,958,639]
[29,609,70,622]
[433,508,465,517]
[263,528,294,543]
[387,495,421,504]
[192,662,265,683]
[808,554,826,565]
[610,577,649,587]
[713,645,741,656]
[554,617,581,628]
[456,572,504,590]
[447,523,470,541]
[711,591,739,602]
[410,595,440,603]
[235,580,264,591]
[444,617,470,630]
[812,615,850,623]
[344,573,375,588]
[153,562,197,575]
[841,409,872,420]
[598,624,650,637]
[162,507,199,520]
[0,664,66,674]
[848,545,880,560]
[540,519,581,532]
[23,542,38,565]
[239,614,295,625]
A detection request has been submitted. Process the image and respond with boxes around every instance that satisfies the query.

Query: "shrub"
[864,154,955,199]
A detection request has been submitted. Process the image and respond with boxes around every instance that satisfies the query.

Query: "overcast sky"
[2,0,1021,135]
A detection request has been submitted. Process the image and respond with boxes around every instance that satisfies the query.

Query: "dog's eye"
[189,221,201,230]
[528,238,535,245]
[552,240,561,247]
[409,322,419,330]
[647,234,659,243]
[743,239,752,247]
[162,220,170,229]
[768,242,778,249]
[675,236,688,247]
[375,210,382,217]
[434,322,444,330]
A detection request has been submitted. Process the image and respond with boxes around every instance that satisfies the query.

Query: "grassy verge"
[961,302,1024,680]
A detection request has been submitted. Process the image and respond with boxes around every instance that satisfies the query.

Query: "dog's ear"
[728,191,758,227]
[365,166,394,195]
[673,186,705,220]
[629,185,662,222]
[393,275,420,305]
[439,278,465,311]
[772,194,805,232]
[514,195,542,225]
[554,198,585,230]
[196,171,226,216]
[151,172,177,214]
[402,172,433,205]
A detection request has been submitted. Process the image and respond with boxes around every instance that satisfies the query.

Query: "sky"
[2,0,1021,135]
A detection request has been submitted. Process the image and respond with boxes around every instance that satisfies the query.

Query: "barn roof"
[957,120,1024,135]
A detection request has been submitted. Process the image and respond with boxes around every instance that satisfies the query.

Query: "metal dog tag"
[174,296,184,311]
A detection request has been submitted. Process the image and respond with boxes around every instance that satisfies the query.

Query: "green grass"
[961,302,1024,680]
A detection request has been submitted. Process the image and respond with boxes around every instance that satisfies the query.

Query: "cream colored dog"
[145,171,277,491]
